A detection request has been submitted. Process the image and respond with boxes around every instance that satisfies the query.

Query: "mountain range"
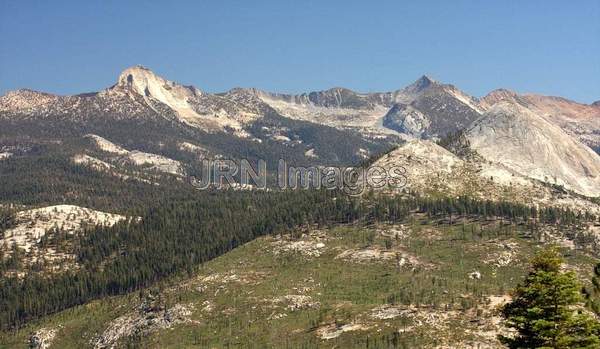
[1,65,598,200]
[1,67,600,348]
[3,66,598,143]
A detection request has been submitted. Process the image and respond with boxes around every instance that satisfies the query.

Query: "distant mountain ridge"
[242,75,485,139]
[2,66,597,143]
[0,70,490,141]
[1,66,599,197]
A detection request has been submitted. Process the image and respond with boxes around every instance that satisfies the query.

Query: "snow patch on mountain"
[272,135,291,142]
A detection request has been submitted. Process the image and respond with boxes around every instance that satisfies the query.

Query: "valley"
[1,67,599,348]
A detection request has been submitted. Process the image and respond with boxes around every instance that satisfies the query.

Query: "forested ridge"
[0,140,198,213]
[0,189,594,331]
[0,110,392,177]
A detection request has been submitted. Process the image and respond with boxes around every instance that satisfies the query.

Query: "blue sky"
[1,1,599,103]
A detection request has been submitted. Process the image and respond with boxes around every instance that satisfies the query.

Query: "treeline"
[0,191,594,330]
[416,196,595,225]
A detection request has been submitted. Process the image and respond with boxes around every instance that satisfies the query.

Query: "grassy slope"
[1,216,598,348]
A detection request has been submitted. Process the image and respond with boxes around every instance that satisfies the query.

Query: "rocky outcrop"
[28,327,57,349]
[112,66,265,135]
[481,91,600,152]
[467,102,600,197]
[1,205,127,253]
[370,139,600,212]
[84,134,185,176]
[0,205,129,274]
[93,298,194,349]
[382,104,431,137]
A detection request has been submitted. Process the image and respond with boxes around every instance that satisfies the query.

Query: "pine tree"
[500,247,600,348]
[585,263,600,316]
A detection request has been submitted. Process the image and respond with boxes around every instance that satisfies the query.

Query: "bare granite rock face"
[1,205,126,254]
[481,90,600,153]
[29,327,57,349]
[251,75,484,139]
[371,139,600,213]
[92,296,194,349]
[0,66,267,139]
[468,102,600,197]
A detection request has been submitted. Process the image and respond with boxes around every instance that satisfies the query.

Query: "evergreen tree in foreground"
[500,247,600,348]
[584,263,600,316]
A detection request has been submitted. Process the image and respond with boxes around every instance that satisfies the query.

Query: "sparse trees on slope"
[0,192,595,330]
